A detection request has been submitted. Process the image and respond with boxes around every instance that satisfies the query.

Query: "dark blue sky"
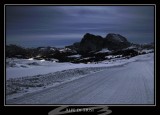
[6,6,154,48]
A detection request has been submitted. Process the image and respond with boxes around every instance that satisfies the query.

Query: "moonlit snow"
[6,53,154,104]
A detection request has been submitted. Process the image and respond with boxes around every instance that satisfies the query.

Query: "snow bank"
[6,53,154,100]
[96,48,111,53]
[67,54,81,58]
[6,67,110,99]
[6,53,154,79]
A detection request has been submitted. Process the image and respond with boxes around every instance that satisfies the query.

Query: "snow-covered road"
[6,55,154,104]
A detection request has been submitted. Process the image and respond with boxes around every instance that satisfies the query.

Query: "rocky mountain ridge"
[66,33,131,53]
[6,33,154,63]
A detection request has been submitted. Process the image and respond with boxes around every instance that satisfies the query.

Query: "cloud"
[6,6,154,47]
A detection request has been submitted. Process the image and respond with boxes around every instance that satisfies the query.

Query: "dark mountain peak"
[82,33,103,41]
[84,33,92,37]
[84,33,96,37]
[80,33,104,53]
[66,33,131,53]
[103,33,130,50]
[105,33,128,42]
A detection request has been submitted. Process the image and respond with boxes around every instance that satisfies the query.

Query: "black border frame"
[1,1,159,115]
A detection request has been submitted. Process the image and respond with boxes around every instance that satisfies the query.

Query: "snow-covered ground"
[95,48,111,53]
[6,53,146,79]
[6,53,154,104]
[67,54,81,58]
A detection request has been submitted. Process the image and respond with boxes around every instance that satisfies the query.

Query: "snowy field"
[6,54,146,79]
[6,53,154,104]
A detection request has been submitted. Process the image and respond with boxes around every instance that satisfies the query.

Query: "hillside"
[6,33,154,63]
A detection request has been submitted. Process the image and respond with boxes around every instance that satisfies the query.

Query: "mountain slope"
[79,33,104,53]
[104,33,130,50]
[68,33,131,53]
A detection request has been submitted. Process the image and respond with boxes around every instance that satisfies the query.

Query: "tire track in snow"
[6,57,154,104]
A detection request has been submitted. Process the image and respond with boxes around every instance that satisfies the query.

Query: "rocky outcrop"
[104,33,131,50]
[79,33,104,53]
[65,42,80,51]
[78,33,131,53]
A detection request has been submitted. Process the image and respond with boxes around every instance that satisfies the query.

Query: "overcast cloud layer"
[6,6,154,48]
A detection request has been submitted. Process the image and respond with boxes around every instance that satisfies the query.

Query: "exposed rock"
[104,33,131,50]
[65,42,80,51]
[6,33,153,63]
[79,33,104,53]
[78,33,131,53]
